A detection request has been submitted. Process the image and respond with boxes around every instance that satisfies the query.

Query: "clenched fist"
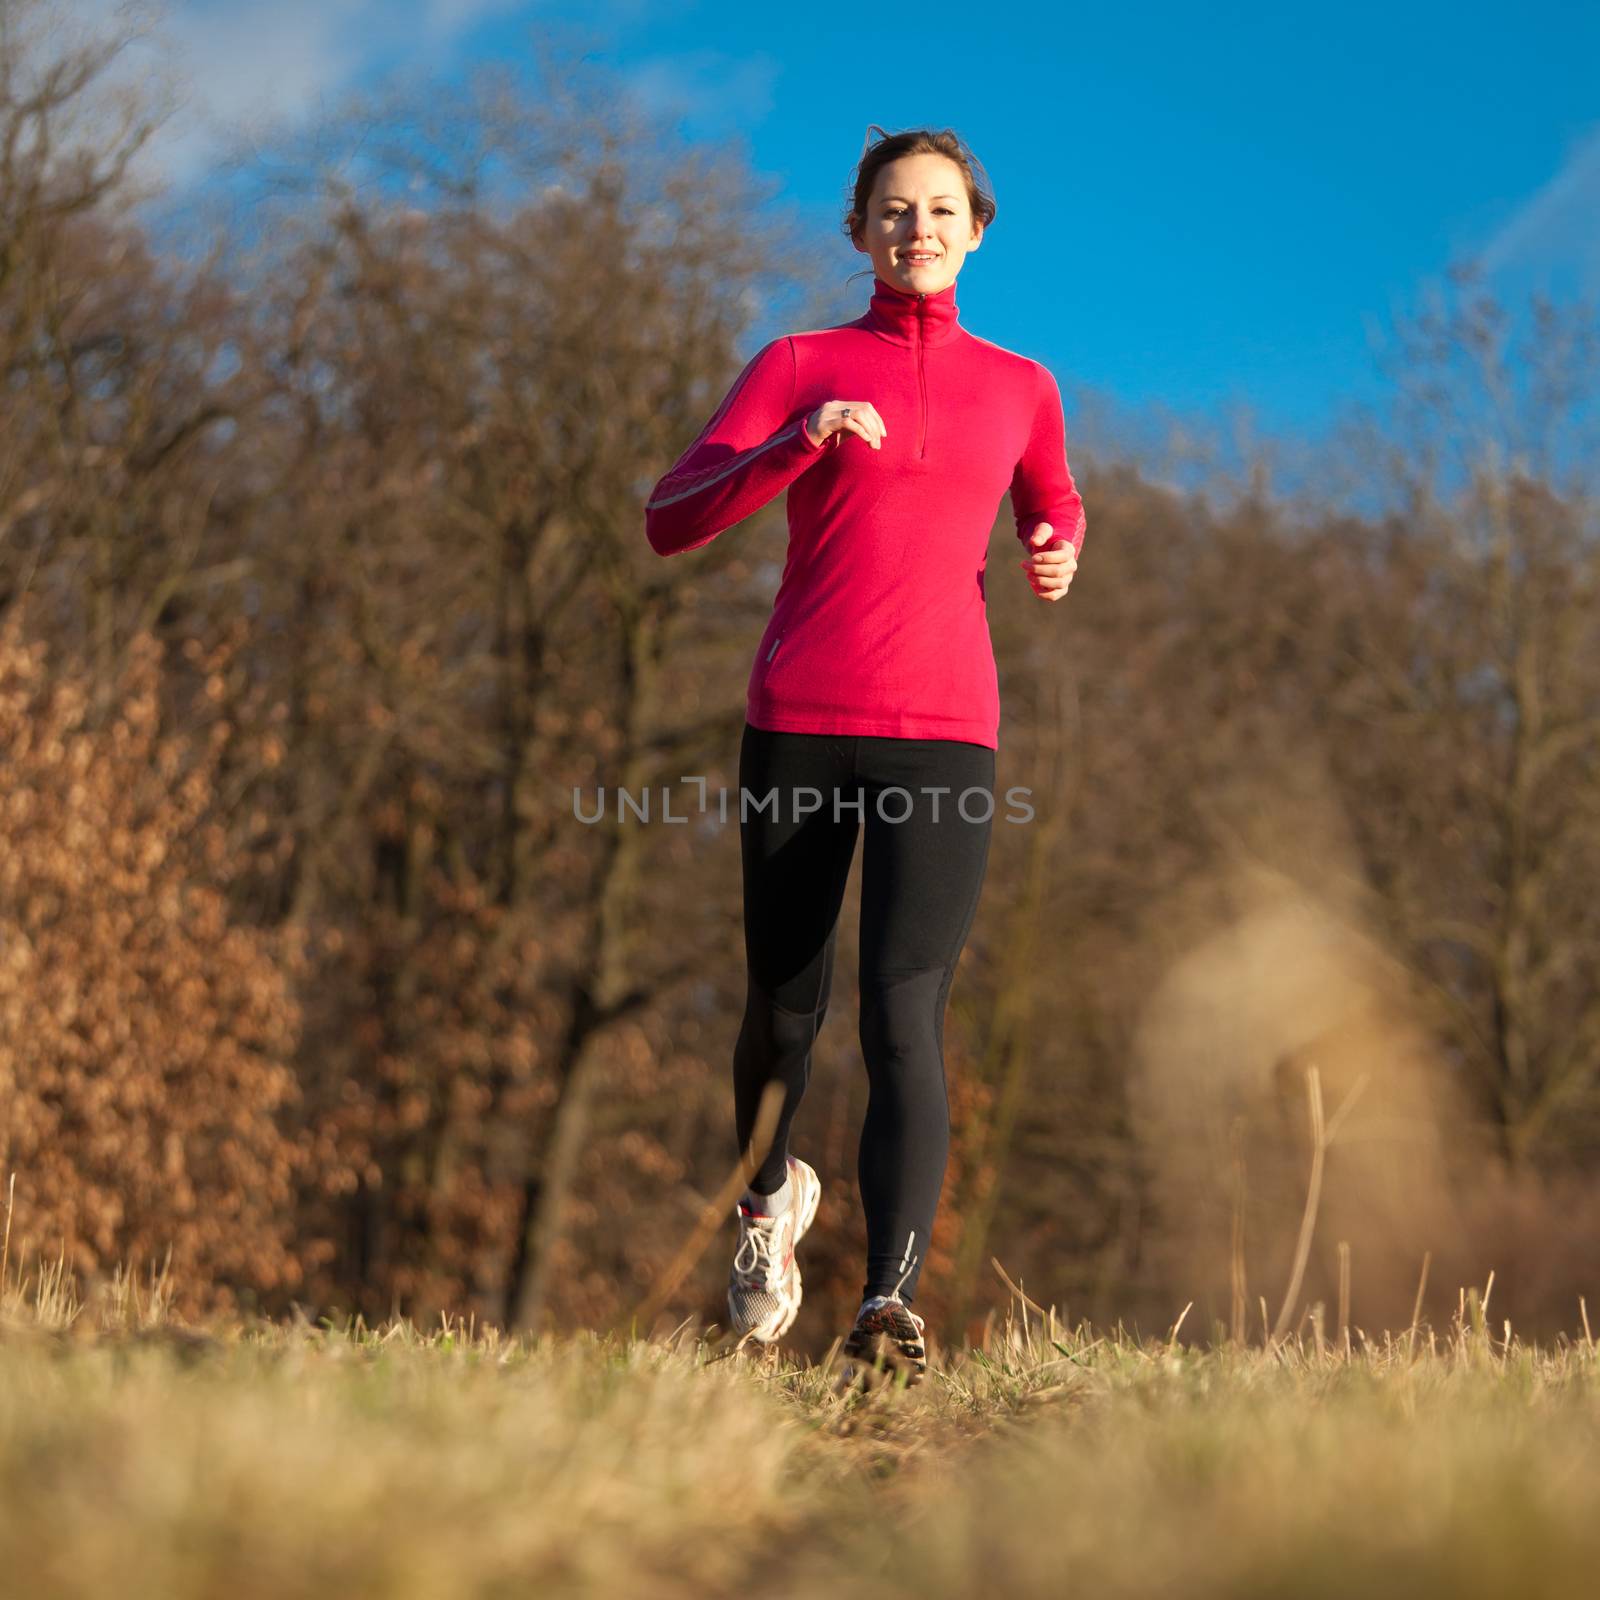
[804,400,887,450]
[1021,523,1078,601]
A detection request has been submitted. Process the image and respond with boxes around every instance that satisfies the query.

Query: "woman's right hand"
[804,401,887,451]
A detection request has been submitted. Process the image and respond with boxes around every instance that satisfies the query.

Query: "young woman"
[643,126,1084,1382]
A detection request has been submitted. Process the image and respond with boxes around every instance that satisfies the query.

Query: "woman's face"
[853,152,983,295]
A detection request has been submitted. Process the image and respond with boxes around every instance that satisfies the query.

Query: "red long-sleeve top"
[643,273,1086,749]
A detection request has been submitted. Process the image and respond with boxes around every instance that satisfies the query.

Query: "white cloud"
[42,4,782,199]
[53,0,527,192]
[421,0,523,33]
[1474,121,1600,296]
[620,48,780,131]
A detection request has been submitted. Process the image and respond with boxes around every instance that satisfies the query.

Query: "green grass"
[4,1248,1600,1598]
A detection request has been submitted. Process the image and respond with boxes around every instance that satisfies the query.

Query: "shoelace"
[857,1294,924,1331]
[732,1210,789,1286]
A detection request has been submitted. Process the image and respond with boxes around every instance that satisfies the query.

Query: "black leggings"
[732,720,995,1307]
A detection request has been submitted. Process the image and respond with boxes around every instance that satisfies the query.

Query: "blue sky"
[90,0,1598,487]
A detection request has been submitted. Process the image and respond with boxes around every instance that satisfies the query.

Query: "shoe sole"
[839,1337,927,1386]
[791,1158,821,1243]
[840,1305,927,1387]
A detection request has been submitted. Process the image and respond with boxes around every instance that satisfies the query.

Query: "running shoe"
[841,1291,928,1384]
[726,1156,822,1343]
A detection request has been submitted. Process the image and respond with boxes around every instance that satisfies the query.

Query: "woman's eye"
[885,208,953,217]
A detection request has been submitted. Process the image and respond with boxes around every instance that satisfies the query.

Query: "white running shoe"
[726,1156,822,1343]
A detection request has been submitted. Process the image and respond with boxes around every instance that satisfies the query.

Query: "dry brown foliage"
[0,603,306,1316]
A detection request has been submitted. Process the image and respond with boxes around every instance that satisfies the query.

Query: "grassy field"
[4,1249,1600,1599]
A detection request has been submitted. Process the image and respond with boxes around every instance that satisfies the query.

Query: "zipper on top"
[915,293,928,459]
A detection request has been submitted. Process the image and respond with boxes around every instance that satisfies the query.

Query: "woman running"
[643,125,1085,1381]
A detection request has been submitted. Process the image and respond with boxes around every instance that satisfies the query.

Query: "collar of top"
[862,273,962,348]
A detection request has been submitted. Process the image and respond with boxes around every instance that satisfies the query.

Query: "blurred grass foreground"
[5,1233,1600,1599]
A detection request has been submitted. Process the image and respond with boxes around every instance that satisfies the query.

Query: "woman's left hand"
[1021,522,1078,601]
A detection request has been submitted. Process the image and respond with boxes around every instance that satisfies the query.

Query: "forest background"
[3,0,1598,1357]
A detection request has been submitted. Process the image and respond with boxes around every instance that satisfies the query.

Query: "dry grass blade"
[1,1173,13,1298]
[1337,1239,1351,1358]
[1229,1116,1248,1346]
[626,1079,785,1334]
[1271,1065,1370,1345]
[1408,1249,1432,1359]
[1168,1301,1194,1352]
[991,1256,1049,1322]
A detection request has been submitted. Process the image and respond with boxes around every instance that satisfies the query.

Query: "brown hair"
[843,124,996,283]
